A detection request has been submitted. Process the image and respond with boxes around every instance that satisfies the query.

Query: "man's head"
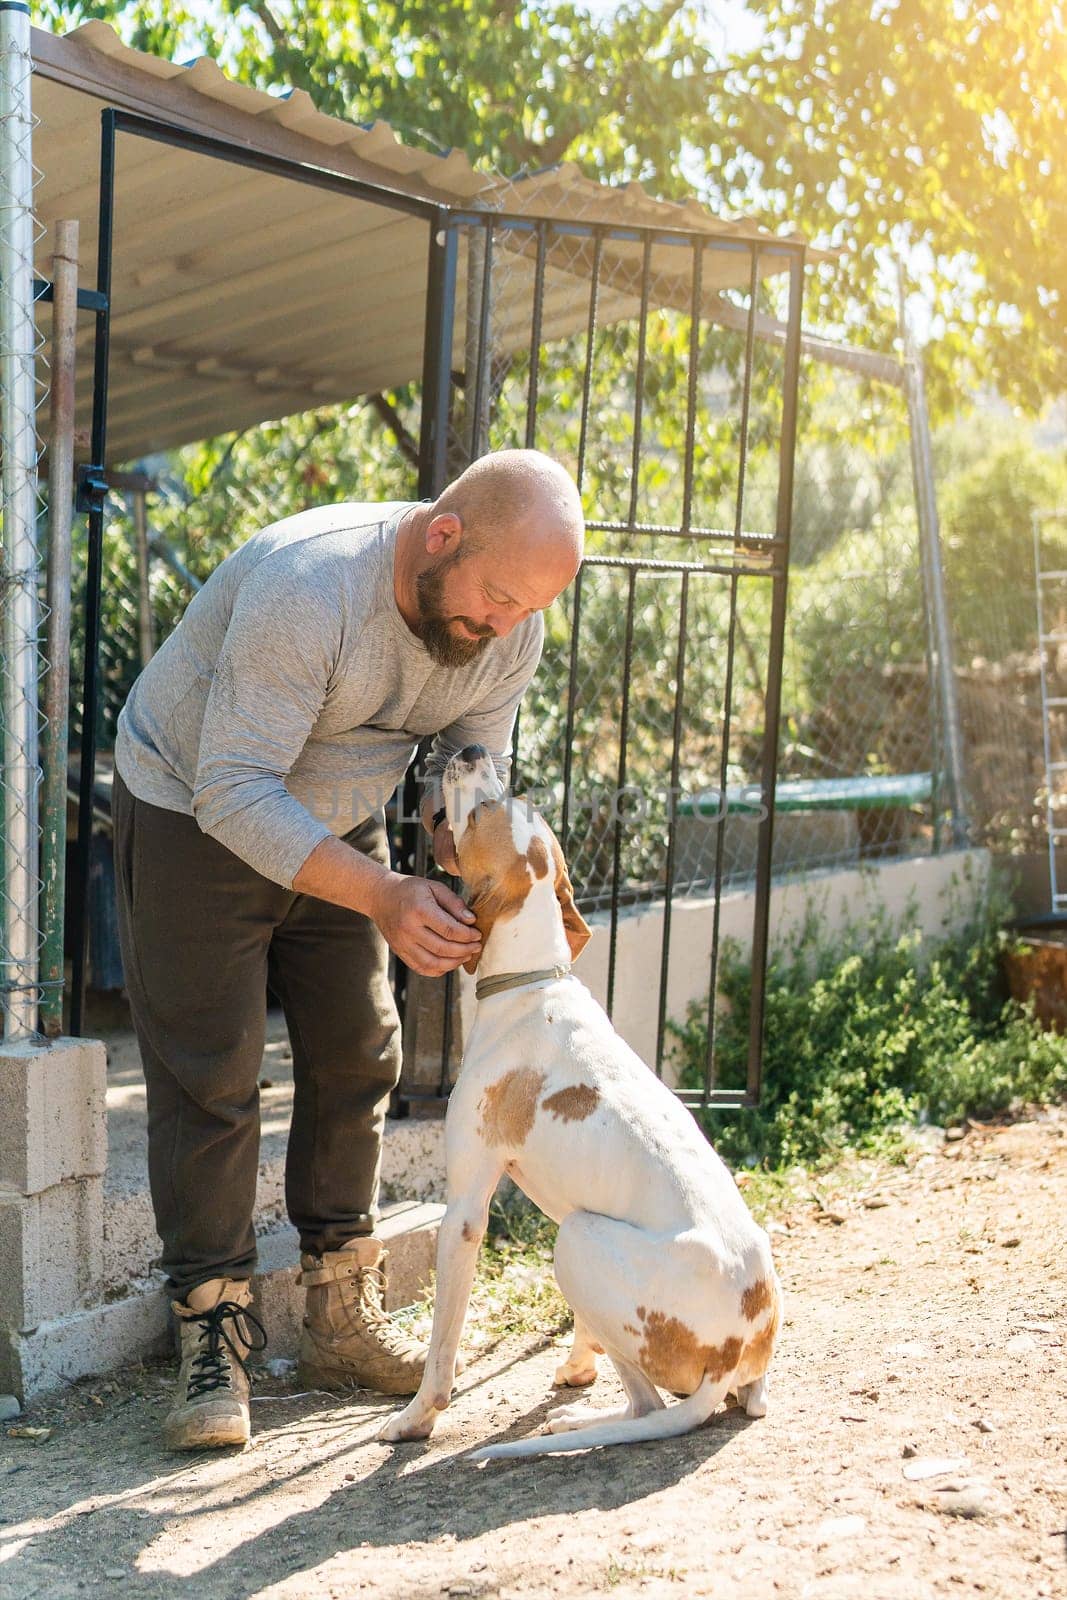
[403,450,584,668]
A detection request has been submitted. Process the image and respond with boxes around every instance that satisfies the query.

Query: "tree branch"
[367,392,420,468]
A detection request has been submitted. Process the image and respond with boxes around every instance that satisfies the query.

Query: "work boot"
[163,1277,266,1451]
[297,1236,428,1395]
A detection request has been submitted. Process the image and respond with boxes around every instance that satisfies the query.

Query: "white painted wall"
[460,848,991,1087]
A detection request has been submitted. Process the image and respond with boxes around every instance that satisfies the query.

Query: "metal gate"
[65,108,803,1113]
[396,209,803,1110]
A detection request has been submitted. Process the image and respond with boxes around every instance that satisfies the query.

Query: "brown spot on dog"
[742,1277,773,1321]
[738,1288,781,1382]
[478,1066,546,1148]
[461,1221,476,1244]
[526,836,550,878]
[632,1306,745,1395]
[542,1083,600,1122]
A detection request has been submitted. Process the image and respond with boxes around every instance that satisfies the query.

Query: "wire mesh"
[0,17,50,1039]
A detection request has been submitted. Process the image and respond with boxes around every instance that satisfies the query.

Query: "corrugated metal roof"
[31,21,805,466]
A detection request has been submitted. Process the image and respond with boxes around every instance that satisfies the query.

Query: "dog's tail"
[468,1372,727,1463]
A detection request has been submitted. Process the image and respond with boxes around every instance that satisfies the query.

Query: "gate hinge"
[76,464,108,515]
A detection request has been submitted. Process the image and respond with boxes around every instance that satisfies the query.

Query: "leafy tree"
[37,0,1066,412]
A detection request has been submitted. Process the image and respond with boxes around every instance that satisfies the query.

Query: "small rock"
[862,1195,889,1209]
[104,1570,127,1581]
[1000,1237,1022,1249]
[1005,1332,1038,1356]
[933,1483,997,1519]
[901,1443,918,1458]
[945,1126,967,1142]
[0,1395,20,1422]
[814,1514,866,1546]
[266,1357,296,1378]
[903,1456,970,1482]
[972,1417,995,1434]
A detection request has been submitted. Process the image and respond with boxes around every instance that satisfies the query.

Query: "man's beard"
[414,555,495,668]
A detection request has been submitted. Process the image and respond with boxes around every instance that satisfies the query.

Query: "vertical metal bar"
[627,234,654,533]
[702,253,761,1095]
[70,107,116,1038]
[467,218,494,461]
[0,0,41,1041]
[510,703,521,794]
[704,570,740,1097]
[418,212,458,500]
[575,230,603,494]
[133,488,154,666]
[655,571,689,1075]
[40,220,79,1038]
[606,567,637,1019]
[524,220,547,449]
[439,966,454,1098]
[746,249,804,1104]
[681,238,703,535]
[733,246,761,540]
[904,350,969,848]
[560,563,585,853]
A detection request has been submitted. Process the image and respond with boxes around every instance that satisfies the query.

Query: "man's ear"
[548,831,591,963]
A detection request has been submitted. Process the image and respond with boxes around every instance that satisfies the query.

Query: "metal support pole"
[0,2,42,1042]
[901,332,969,848]
[462,223,492,466]
[417,213,457,502]
[40,219,79,1037]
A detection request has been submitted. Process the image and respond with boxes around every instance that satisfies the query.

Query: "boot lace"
[350,1264,419,1355]
[186,1301,268,1399]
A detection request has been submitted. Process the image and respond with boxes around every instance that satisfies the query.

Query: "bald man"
[112,449,584,1451]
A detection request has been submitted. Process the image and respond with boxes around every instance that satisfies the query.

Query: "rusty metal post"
[40,220,79,1035]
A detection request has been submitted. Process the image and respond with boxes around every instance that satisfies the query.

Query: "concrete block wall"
[0,1037,109,1396]
[0,1038,107,1193]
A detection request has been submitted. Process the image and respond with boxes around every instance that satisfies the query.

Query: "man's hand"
[432,818,461,875]
[368,872,480,976]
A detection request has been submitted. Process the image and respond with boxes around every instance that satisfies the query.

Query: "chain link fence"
[0,14,50,1040]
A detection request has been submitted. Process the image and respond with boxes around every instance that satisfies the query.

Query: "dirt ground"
[1,1109,1064,1600]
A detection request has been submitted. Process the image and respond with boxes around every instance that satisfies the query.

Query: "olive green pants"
[112,771,402,1298]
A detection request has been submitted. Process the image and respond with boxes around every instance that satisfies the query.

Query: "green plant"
[669,894,1067,1171]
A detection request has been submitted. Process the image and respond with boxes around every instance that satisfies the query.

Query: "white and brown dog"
[379,745,780,1460]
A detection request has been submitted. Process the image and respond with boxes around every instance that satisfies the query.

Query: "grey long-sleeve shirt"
[114,500,543,887]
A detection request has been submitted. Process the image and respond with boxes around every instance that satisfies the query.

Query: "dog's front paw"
[377,1403,437,1444]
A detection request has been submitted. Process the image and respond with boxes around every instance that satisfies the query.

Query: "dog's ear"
[548,830,591,963]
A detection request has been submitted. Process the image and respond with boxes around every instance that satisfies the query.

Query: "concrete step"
[10,1199,444,1401]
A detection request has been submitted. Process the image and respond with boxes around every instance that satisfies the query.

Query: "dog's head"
[442,745,591,976]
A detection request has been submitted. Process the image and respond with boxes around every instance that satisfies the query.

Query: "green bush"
[670,897,1067,1171]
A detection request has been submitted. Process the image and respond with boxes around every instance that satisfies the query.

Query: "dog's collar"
[474,965,572,1001]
